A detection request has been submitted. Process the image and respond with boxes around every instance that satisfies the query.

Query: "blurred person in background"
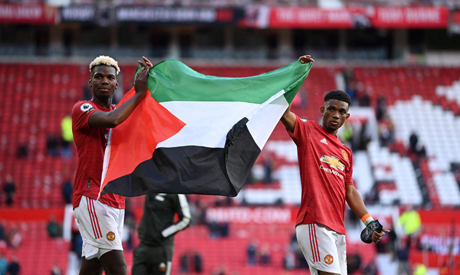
[51,261,62,275]
[409,131,419,156]
[0,253,7,275]
[7,226,21,249]
[246,240,257,265]
[0,221,6,250]
[71,55,152,275]
[413,263,427,275]
[60,114,73,158]
[281,55,389,275]
[46,133,59,157]
[258,243,271,265]
[61,178,73,205]
[397,205,421,248]
[6,255,19,275]
[46,215,61,238]
[361,259,378,275]
[179,249,203,273]
[15,143,29,159]
[346,247,362,274]
[3,175,16,207]
[132,193,191,275]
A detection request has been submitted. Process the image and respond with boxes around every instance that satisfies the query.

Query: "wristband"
[361,214,374,226]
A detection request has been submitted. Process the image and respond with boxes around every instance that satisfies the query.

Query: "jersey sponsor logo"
[324,254,334,265]
[300,118,307,122]
[319,165,344,180]
[106,231,116,241]
[342,149,348,161]
[320,155,345,171]
[320,138,328,145]
[80,102,95,113]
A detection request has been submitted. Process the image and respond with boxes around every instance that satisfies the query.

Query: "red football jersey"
[71,101,125,209]
[289,116,354,234]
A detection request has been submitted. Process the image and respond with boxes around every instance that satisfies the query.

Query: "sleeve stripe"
[161,194,191,238]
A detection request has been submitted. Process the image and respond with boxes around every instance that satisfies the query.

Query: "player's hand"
[134,56,153,95]
[360,220,389,244]
[298,55,315,64]
[372,227,390,244]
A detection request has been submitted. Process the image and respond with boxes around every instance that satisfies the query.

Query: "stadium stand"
[0,221,69,275]
[353,66,460,207]
[2,60,460,274]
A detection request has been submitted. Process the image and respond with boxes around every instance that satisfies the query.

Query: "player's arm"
[281,55,315,133]
[280,104,296,133]
[89,56,153,128]
[161,194,191,238]
[346,184,390,243]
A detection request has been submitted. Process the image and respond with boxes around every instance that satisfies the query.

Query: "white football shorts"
[74,195,125,260]
[296,223,347,275]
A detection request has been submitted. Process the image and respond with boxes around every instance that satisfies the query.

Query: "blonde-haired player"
[72,55,153,275]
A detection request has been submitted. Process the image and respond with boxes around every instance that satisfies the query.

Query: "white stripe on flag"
[158,93,287,150]
[157,101,260,149]
[247,90,288,149]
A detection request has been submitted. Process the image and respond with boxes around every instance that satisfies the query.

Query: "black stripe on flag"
[101,118,261,197]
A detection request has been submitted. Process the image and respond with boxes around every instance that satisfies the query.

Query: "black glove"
[360,220,383,244]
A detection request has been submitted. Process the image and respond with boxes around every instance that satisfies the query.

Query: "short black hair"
[324,90,351,106]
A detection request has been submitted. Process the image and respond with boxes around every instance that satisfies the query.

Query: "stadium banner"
[269,7,356,28]
[267,6,448,29]
[206,207,297,224]
[370,6,449,28]
[115,6,244,24]
[60,5,96,23]
[100,59,312,198]
[0,3,57,24]
[60,5,115,26]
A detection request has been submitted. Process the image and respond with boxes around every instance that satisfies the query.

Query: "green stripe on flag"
[135,59,312,104]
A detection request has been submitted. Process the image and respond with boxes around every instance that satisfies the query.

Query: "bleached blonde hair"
[89,55,120,75]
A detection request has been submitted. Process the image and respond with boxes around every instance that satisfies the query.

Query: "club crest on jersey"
[80,103,94,113]
[342,149,348,161]
[320,155,345,171]
[324,255,334,265]
[106,231,116,241]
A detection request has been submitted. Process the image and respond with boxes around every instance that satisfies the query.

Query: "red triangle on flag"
[100,87,186,196]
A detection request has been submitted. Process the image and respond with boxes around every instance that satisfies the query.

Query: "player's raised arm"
[280,55,314,133]
[89,56,153,128]
[281,104,296,133]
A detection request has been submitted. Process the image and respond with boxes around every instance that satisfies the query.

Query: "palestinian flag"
[100,59,312,198]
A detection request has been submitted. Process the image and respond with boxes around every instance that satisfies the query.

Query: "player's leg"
[132,243,151,275]
[296,223,343,275]
[100,250,127,275]
[79,257,103,275]
[74,197,105,275]
[74,196,126,275]
[150,245,173,275]
[99,198,127,275]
